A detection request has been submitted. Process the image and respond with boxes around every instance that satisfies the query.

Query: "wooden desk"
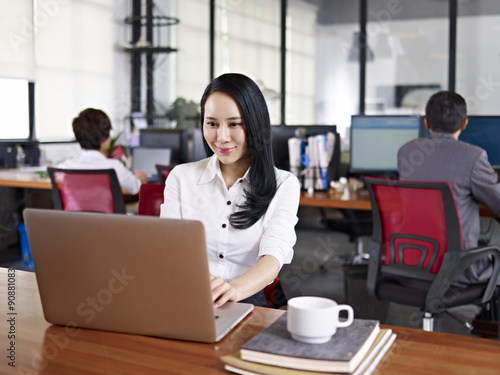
[2,268,500,374]
[0,169,51,190]
[299,189,371,210]
[0,171,496,218]
[299,189,497,218]
[0,169,137,198]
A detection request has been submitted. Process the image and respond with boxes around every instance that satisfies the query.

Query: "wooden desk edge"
[0,178,51,190]
[299,189,497,217]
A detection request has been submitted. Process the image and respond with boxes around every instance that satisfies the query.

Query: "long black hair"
[200,73,277,229]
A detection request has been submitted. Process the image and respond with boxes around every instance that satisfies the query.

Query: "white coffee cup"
[286,296,354,344]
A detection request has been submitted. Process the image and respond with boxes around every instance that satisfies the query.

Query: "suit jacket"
[398,132,500,285]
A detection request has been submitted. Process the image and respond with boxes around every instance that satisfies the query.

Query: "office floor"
[1,206,498,339]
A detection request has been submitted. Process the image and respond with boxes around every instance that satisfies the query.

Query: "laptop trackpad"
[214,302,254,341]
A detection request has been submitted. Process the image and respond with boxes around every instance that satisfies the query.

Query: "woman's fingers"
[210,276,236,308]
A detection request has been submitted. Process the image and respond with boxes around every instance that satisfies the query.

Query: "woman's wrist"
[228,280,244,302]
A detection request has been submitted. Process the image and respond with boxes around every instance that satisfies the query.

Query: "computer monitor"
[458,116,500,169]
[190,128,207,162]
[271,125,341,182]
[349,115,424,174]
[139,128,187,164]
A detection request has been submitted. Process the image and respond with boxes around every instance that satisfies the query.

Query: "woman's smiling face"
[203,91,249,168]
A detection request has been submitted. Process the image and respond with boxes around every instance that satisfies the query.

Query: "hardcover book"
[239,314,381,373]
[223,327,395,375]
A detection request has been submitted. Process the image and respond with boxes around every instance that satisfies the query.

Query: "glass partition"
[288,0,359,141]
[213,0,282,124]
[456,0,500,115]
[365,0,448,118]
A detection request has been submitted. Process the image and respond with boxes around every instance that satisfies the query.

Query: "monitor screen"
[190,128,207,162]
[458,116,500,169]
[139,128,187,164]
[0,77,35,141]
[350,115,423,173]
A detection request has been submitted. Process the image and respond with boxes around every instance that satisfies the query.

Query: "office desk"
[300,190,371,210]
[0,171,497,218]
[2,268,500,374]
[0,169,136,197]
[299,189,497,218]
[0,169,51,190]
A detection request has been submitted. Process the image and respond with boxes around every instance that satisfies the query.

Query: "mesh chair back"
[137,184,165,216]
[47,168,126,214]
[366,178,464,281]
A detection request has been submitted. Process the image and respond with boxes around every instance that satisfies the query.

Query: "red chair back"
[366,178,464,281]
[137,184,165,216]
[365,177,500,326]
[264,277,280,308]
[47,167,126,214]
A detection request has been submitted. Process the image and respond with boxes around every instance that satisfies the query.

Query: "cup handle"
[337,304,354,328]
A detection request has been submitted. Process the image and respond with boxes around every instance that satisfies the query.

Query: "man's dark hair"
[200,73,276,230]
[72,108,112,150]
[425,91,467,133]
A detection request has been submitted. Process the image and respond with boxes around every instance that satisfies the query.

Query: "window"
[213,0,282,124]
[286,0,317,125]
[365,0,448,118]
[456,0,500,114]
[313,1,360,139]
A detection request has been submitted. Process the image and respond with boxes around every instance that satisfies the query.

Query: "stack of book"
[221,314,396,375]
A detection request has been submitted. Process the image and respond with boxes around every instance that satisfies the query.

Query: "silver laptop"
[23,208,254,343]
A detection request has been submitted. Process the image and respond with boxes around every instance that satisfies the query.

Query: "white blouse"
[58,150,142,195]
[160,155,300,282]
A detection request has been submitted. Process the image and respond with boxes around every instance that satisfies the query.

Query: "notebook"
[23,208,254,343]
[131,147,172,181]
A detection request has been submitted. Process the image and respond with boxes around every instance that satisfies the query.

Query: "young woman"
[160,73,300,307]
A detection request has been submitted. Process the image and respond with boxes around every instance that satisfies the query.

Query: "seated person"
[398,91,500,286]
[59,108,147,195]
[160,73,300,308]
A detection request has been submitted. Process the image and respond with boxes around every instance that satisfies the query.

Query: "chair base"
[444,310,473,330]
[423,312,434,331]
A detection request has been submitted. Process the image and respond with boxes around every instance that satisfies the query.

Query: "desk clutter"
[222,313,396,375]
[289,132,336,191]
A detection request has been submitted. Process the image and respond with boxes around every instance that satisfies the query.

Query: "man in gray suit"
[398,91,500,286]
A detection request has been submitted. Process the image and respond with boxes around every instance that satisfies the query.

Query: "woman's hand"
[210,255,280,308]
[210,276,237,308]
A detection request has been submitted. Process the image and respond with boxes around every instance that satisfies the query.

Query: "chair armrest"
[426,246,500,312]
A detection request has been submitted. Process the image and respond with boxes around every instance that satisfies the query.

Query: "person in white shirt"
[59,108,147,195]
[160,73,300,308]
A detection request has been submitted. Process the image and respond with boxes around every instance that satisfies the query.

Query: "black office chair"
[365,177,500,333]
[47,167,126,214]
